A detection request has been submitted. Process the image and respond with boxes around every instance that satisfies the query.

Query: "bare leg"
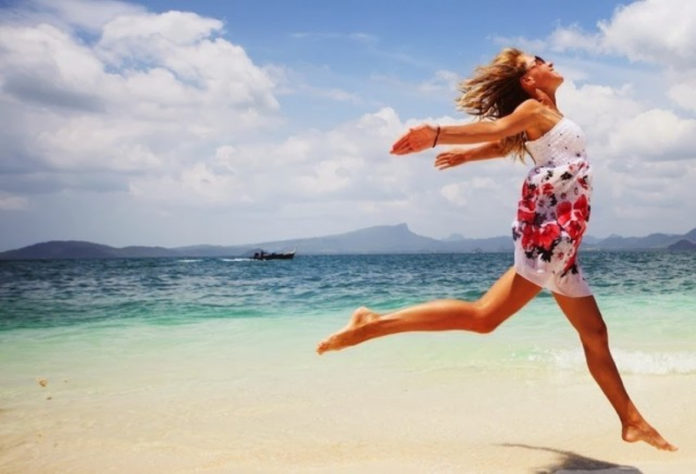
[316,266,541,354]
[553,292,677,451]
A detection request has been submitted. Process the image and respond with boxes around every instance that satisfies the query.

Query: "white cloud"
[597,0,696,67]
[548,25,601,53]
[1,0,694,247]
[295,157,362,194]
[558,80,696,163]
[440,183,467,207]
[541,0,696,69]
[609,109,696,160]
[0,193,29,211]
[502,0,696,115]
[290,32,378,43]
[130,107,405,207]
[417,70,460,95]
[98,11,222,51]
[6,0,145,32]
[668,73,696,112]
[558,81,643,148]
[300,86,361,103]
[0,3,280,186]
[129,162,252,205]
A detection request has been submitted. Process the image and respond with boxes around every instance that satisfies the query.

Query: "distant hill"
[1,224,695,259]
[588,231,692,250]
[0,241,178,259]
[667,239,696,251]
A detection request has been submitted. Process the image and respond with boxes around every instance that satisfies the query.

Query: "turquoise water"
[1,252,695,375]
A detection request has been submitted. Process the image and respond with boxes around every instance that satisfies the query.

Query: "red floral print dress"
[512,117,593,297]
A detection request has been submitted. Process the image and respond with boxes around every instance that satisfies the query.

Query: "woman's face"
[520,54,564,91]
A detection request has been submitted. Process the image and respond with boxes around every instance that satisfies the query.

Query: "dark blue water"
[1,252,694,331]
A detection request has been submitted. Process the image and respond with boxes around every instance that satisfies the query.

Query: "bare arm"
[391,99,540,155]
[434,141,505,170]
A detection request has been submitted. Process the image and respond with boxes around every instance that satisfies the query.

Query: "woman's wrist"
[432,125,441,147]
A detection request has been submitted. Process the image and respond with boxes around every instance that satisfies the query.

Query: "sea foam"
[546,348,696,375]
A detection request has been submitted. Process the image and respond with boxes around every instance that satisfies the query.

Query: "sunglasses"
[524,55,547,74]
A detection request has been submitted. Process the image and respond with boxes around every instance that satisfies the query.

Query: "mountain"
[1,224,695,259]
[590,228,696,250]
[667,239,696,251]
[0,240,178,259]
[254,223,442,254]
[685,227,696,241]
[443,233,465,242]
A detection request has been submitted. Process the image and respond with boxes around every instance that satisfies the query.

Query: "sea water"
[1,251,694,472]
[1,251,694,382]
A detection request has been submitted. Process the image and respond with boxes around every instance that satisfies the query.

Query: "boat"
[252,250,295,260]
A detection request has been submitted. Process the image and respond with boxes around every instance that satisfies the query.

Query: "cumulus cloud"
[1,0,694,245]
[129,107,406,207]
[608,109,696,160]
[527,0,696,232]
[121,103,530,243]
[668,72,696,112]
[541,0,696,68]
[440,183,468,207]
[597,0,696,67]
[498,0,696,116]
[0,0,280,199]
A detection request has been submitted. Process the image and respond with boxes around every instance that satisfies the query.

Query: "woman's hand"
[390,124,438,155]
[435,148,470,170]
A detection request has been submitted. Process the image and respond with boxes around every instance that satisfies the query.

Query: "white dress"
[511,117,593,297]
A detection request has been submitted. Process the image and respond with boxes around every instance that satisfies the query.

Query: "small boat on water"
[252,250,295,260]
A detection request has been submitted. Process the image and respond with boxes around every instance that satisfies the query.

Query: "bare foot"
[316,307,380,355]
[622,420,678,451]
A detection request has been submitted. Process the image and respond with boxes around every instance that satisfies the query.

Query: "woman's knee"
[467,300,502,333]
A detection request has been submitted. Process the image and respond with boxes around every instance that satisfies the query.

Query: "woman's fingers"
[434,151,461,170]
[390,125,434,155]
[390,132,413,154]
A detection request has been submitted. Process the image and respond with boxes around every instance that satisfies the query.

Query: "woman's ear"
[520,74,535,94]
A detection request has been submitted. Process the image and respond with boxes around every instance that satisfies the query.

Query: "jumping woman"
[316,48,676,451]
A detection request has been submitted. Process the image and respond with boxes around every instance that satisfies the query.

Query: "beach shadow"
[499,443,643,474]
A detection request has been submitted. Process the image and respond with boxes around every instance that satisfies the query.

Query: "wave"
[220,258,250,262]
[177,259,201,263]
[538,348,696,375]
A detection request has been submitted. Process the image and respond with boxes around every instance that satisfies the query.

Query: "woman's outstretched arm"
[390,99,540,155]
[434,141,505,170]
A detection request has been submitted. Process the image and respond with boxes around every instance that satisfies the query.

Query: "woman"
[316,48,676,451]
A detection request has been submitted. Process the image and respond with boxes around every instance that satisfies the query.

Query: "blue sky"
[1,0,695,249]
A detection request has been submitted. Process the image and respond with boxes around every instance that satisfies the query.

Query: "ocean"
[1,251,694,472]
[1,251,694,378]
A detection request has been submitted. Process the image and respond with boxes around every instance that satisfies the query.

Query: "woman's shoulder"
[513,98,545,115]
[514,100,564,142]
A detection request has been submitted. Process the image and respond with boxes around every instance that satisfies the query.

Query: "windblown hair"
[456,48,530,161]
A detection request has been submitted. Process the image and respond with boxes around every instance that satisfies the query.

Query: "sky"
[1,0,695,250]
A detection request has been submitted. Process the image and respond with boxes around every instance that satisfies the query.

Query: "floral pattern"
[512,118,594,294]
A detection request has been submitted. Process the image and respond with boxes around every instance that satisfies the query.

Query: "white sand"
[1,337,694,474]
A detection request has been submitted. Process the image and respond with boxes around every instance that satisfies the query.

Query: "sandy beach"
[1,323,693,474]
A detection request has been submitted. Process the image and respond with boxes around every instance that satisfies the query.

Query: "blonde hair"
[456,48,530,161]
